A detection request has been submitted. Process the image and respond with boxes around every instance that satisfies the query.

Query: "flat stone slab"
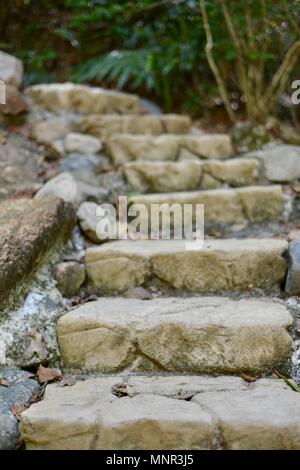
[124,158,259,192]
[85,239,288,293]
[0,197,75,311]
[57,297,292,374]
[20,376,300,449]
[128,185,283,226]
[107,134,233,164]
[25,83,140,114]
[80,114,191,140]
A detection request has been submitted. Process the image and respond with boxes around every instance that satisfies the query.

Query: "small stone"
[35,172,81,207]
[285,240,300,295]
[32,118,72,144]
[0,51,23,87]
[248,145,300,182]
[77,201,115,244]
[64,132,102,155]
[54,261,86,298]
[1,84,28,116]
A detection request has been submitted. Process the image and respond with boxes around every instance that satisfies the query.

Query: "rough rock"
[124,160,203,192]
[0,84,28,115]
[124,158,259,193]
[0,134,44,199]
[77,201,122,244]
[35,172,81,207]
[248,145,300,182]
[54,262,85,298]
[128,185,283,226]
[80,114,191,140]
[202,158,259,187]
[85,239,288,293]
[59,153,105,173]
[57,297,292,374]
[0,51,23,87]
[285,240,300,295]
[0,197,75,311]
[20,376,300,450]
[0,288,64,367]
[32,117,72,144]
[0,369,41,450]
[107,134,233,165]
[25,83,140,114]
[64,132,102,154]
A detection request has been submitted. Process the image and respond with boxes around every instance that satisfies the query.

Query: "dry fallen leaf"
[58,376,77,387]
[11,404,25,421]
[241,374,258,383]
[112,383,129,397]
[0,377,10,387]
[36,364,62,384]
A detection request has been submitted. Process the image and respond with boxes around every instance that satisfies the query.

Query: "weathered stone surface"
[25,83,140,114]
[54,261,85,298]
[0,51,23,87]
[128,185,283,226]
[59,153,104,173]
[35,172,81,207]
[285,240,300,295]
[0,369,41,450]
[20,376,300,450]
[0,134,44,200]
[85,239,288,293]
[202,158,259,187]
[0,288,64,367]
[80,114,191,140]
[77,201,118,243]
[124,158,259,193]
[32,117,72,144]
[124,160,203,192]
[248,145,300,182]
[0,197,75,310]
[1,84,28,116]
[107,134,233,164]
[64,132,102,154]
[57,297,292,374]
[192,384,300,449]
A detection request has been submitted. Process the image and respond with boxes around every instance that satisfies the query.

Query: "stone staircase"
[1,82,300,449]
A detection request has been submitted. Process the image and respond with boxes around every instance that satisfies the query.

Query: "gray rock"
[54,261,86,298]
[249,145,300,182]
[0,368,41,450]
[59,153,105,173]
[0,51,23,87]
[35,172,82,207]
[285,240,300,295]
[0,288,64,368]
[77,201,116,243]
[0,197,75,312]
[0,134,44,200]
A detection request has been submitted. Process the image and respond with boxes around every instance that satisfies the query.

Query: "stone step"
[25,83,140,114]
[107,134,233,164]
[85,239,288,293]
[20,375,300,450]
[57,297,292,374]
[80,114,191,140]
[0,197,75,312]
[128,185,282,226]
[124,158,260,192]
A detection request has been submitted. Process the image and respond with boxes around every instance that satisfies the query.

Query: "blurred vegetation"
[1,0,300,121]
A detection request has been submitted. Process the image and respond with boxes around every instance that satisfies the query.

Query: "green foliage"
[1,0,300,116]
